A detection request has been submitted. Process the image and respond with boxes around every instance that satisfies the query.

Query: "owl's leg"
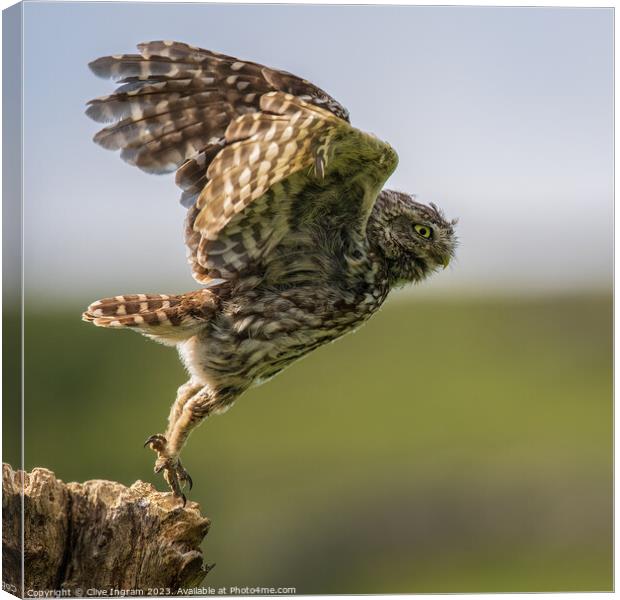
[143,380,202,502]
[145,384,238,503]
[168,379,204,430]
[143,379,202,500]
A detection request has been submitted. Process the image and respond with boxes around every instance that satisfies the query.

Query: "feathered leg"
[168,380,204,430]
[143,379,202,500]
[145,384,239,503]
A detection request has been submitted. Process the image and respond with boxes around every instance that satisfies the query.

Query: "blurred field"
[9,293,612,593]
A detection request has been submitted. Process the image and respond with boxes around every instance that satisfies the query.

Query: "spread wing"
[87,41,397,282]
[186,92,398,281]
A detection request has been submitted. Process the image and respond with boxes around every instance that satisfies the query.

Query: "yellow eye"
[414,224,433,239]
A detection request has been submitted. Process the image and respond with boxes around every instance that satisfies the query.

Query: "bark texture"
[2,464,212,597]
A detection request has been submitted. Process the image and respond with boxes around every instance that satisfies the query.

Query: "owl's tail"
[82,290,218,344]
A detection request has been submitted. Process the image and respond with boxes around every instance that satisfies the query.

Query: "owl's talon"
[161,459,192,502]
[144,433,167,451]
[176,459,193,491]
[145,433,193,500]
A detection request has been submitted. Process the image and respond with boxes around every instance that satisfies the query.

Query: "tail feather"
[82,291,218,344]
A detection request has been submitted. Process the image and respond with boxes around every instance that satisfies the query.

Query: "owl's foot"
[157,457,193,507]
[144,434,193,506]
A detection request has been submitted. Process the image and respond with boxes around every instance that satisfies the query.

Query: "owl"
[82,41,457,503]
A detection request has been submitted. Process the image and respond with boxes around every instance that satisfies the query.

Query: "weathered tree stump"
[2,464,212,597]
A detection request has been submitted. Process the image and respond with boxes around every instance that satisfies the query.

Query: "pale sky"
[18,3,613,303]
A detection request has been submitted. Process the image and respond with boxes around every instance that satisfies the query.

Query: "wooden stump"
[2,464,212,597]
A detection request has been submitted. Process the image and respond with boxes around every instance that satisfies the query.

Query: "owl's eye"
[414,224,433,239]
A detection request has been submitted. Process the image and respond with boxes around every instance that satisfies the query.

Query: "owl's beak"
[442,255,451,269]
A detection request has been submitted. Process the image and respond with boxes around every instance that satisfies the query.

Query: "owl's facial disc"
[370,190,457,285]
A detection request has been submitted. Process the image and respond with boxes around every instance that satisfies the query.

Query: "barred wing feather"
[86,42,397,283]
[88,41,349,179]
[189,92,398,280]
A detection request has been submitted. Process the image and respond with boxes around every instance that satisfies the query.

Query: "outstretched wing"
[186,92,398,281]
[88,40,349,202]
[87,41,397,282]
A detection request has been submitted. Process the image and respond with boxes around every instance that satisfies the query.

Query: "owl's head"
[369,190,458,286]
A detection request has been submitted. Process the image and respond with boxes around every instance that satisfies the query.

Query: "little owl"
[82,41,457,503]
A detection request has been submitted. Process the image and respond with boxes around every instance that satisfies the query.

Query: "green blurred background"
[8,292,612,593]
